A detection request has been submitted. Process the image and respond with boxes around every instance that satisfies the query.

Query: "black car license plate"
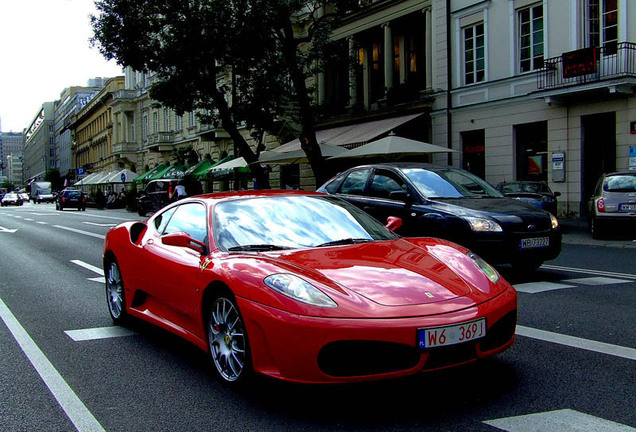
[520,237,549,249]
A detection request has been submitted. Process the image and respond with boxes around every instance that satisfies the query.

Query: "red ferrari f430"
[104,190,517,384]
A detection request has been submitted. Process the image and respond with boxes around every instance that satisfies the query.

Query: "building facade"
[55,85,104,180]
[446,0,636,216]
[23,102,56,182]
[70,77,125,176]
[0,131,24,184]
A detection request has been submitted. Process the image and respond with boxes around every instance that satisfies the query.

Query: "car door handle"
[363,206,373,212]
[146,239,154,245]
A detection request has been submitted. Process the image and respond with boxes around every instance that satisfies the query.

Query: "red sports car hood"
[275,240,473,306]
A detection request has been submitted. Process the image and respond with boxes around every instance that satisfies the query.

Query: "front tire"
[207,294,251,384]
[105,259,128,325]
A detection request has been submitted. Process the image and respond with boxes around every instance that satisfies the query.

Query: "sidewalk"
[559,217,636,249]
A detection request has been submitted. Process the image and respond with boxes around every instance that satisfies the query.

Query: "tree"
[91,0,366,187]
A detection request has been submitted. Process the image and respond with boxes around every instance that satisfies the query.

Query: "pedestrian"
[169,180,187,201]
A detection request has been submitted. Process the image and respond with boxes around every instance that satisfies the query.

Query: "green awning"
[134,164,168,184]
[184,159,214,180]
[146,164,188,181]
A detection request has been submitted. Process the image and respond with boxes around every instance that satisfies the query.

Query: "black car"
[318,163,561,272]
[56,189,86,211]
[496,181,560,215]
[136,179,179,216]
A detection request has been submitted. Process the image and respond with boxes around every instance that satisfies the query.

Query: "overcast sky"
[0,0,123,133]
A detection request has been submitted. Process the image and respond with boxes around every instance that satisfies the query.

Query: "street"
[1,202,635,432]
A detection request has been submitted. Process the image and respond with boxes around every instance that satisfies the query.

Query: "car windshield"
[604,175,636,192]
[500,182,548,193]
[402,168,503,198]
[213,195,398,251]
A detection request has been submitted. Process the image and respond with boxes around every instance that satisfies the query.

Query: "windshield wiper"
[227,244,293,252]
[316,238,372,248]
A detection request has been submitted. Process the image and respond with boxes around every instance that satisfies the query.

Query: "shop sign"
[562,47,597,79]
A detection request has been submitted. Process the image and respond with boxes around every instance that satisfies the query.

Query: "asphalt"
[559,217,636,248]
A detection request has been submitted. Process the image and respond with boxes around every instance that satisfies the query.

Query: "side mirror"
[386,216,403,232]
[388,190,411,202]
[554,191,561,197]
[162,232,207,254]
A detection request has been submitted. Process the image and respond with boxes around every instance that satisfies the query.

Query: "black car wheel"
[207,293,251,384]
[105,259,128,325]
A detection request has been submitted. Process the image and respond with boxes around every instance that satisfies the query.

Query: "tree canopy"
[92,0,367,186]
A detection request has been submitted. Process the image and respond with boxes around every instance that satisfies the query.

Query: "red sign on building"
[562,47,597,79]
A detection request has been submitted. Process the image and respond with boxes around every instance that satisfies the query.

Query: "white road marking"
[0,297,106,432]
[88,277,106,283]
[70,260,103,275]
[561,276,631,285]
[516,325,636,361]
[83,222,116,227]
[0,226,18,233]
[36,221,48,225]
[514,281,576,294]
[542,264,636,280]
[65,326,135,342]
[53,225,105,239]
[484,408,636,432]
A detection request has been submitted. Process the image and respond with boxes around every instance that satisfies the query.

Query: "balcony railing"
[112,142,138,154]
[536,42,636,91]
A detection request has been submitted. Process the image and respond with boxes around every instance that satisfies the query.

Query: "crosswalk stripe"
[484,408,636,432]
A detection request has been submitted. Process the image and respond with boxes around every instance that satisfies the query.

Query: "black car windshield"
[213,195,398,251]
[402,167,503,198]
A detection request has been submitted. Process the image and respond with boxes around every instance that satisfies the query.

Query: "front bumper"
[237,285,517,383]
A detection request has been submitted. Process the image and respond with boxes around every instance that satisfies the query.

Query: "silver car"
[588,171,636,239]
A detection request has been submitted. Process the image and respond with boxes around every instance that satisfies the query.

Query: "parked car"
[587,171,636,239]
[19,192,30,203]
[56,188,87,211]
[1,192,23,206]
[318,163,561,272]
[496,181,560,215]
[136,179,180,216]
[104,190,517,384]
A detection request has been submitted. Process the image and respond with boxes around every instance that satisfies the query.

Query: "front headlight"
[464,217,503,232]
[264,274,338,308]
[467,252,500,283]
[550,214,559,229]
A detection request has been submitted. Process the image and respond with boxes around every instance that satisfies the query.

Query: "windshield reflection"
[214,195,397,251]
[402,168,503,198]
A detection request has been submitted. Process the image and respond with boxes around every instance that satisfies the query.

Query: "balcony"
[145,131,175,152]
[112,141,138,154]
[536,42,636,98]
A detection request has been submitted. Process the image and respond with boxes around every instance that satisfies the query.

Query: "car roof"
[196,189,322,202]
[605,171,636,177]
[345,162,456,172]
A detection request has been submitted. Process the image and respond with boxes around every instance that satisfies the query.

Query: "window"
[163,108,170,131]
[142,114,148,140]
[519,5,544,72]
[369,170,407,199]
[153,112,159,133]
[175,114,182,131]
[340,169,372,195]
[463,23,485,84]
[162,203,208,244]
[587,0,618,54]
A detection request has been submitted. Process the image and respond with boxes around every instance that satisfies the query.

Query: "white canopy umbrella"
[328,134,456,160]
[258,143,348,165]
